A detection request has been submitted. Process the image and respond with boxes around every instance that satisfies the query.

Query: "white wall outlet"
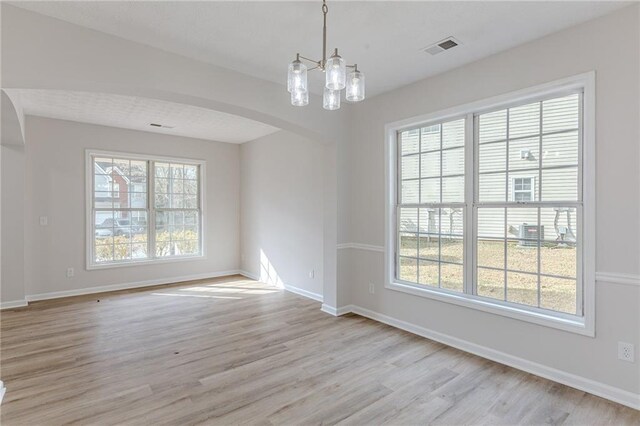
[39,216,48,226]
[618,342,635,362]
[66,267,74,278]
[309,269,315,279]
[368,282,375,294]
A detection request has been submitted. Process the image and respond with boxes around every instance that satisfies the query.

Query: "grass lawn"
[399,236,577,314]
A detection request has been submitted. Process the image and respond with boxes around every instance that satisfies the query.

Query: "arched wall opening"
[0,4,348,309]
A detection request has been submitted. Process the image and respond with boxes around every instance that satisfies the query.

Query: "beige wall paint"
[24,117,240,296]
[240,131,324,298]
[343,5,640,395]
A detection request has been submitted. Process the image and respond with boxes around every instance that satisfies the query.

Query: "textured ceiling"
[10,1,630,97]
[6,89,280,144]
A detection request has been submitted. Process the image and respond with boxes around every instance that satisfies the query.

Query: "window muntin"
[90,153,203,267]
[395,92,582,318]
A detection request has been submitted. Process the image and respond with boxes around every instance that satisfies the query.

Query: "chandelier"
[287,0,365,110]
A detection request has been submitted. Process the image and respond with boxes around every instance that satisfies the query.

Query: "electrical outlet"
[618,342,635,362]
[39,216,48,226]
[368,282,375,294]
[309,269,315,279]
[66,268,74,278]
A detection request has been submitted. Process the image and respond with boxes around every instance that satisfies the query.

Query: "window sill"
[87,254,206,270]
[385,280,594,337]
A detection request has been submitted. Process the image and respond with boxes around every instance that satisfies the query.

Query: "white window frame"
[384,72,595,336]
[86,149,206,270]
[512,176,535,202]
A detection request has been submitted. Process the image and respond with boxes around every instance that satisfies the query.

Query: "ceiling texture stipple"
[7,89,280,144]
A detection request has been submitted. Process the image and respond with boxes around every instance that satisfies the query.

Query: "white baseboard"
[0,299,28,310]
[343,304,639,410]
[239,270,260,281]
[321,304,352,316]
[239,270,323,302]
[24,270,242,302]
[283,284,323,302]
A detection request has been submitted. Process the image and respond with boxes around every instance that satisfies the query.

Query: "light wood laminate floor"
[1,275,638,425]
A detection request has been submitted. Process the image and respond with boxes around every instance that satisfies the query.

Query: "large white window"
[87,151,204,268]
[386,74,595,335]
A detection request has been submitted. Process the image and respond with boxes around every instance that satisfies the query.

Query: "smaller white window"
[512,177,534,202]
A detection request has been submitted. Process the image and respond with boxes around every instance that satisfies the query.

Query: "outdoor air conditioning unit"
[519,224,544,247]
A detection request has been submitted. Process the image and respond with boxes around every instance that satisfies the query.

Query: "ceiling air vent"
[149,123,175,129]
[423,37,461,56]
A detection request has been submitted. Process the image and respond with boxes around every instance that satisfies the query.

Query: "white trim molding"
[25,270,240,302]
[321,304,352,316]
[283,285,323,303]
[0,299,28,310]
[337,304,640,410]
[337,243,384,252]
[595,272,640,287]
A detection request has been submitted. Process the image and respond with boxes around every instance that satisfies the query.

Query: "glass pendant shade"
[346,70,365,102]
[291,89,309,107]
[287,60,308,94]
[325,53,346,90]
[323,87,340,110]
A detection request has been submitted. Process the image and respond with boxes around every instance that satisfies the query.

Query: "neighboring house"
[94,162,146,225]
[400,101,579,245]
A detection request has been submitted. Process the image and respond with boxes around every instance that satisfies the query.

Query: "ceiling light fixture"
[287,0,365,110]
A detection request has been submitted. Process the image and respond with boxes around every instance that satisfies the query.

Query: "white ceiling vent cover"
[423,37,461,56]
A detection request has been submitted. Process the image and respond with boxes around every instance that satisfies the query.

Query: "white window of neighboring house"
[512,177,534,202]
[87,152,205,268]
[385,73,595,336]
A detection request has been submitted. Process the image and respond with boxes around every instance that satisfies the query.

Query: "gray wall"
[240,130,324,298]
[23,117,240,296]
[342,5,640,394]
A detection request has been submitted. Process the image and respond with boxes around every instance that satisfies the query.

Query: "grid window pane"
[396,91,583,319]
[421,125,440,151]
[441,263,463,293]
[478,110,507,144]
[542,94,579,133]
[541,167,578,201]
[542,131,579,168]
[509,102,540,139]
[399,233,418,257]
[479,173,506,202]
[540,276,577,314]
[402,155,420,180]
[420,178,440,203]
[478,142,506,173]
[442,119,465,148]
[478,267,504,300]
[420,152,440,178]
[477,239,504,269]
[418,236,439,260]
[401,180,419,204]
[418,260,439,287]
[442,176,464,202]
[442,148,464,176]
[507,240,538,273]
[399,207,418,233]
[508,137,539,171]
[506,272,538,307]
[91,155,201,265]
[399,257,418,282]
[401,129,420,155]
